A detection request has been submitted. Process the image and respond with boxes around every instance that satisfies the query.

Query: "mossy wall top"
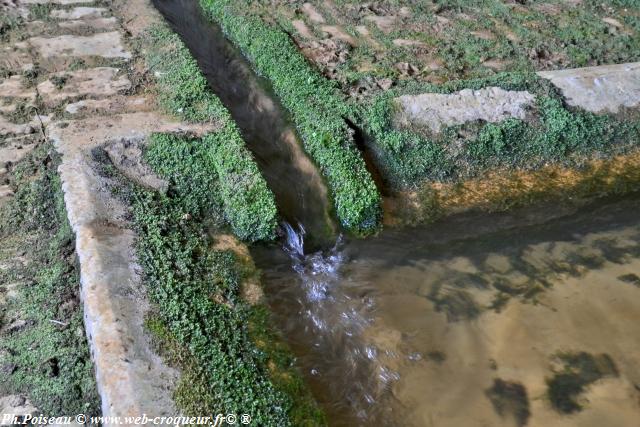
[145,25,278,241]
[199,0,382,235]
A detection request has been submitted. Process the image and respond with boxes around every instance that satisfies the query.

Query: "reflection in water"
[254,196,640,426]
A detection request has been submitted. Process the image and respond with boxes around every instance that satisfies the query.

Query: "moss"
[0,144,100,416]
[387,147,640,227]
[198,0,382,235]
[94,133,322,424]
[144,25,225,123]
[143,24,278,242]
[145,133,278,242]
[359,74,640,190]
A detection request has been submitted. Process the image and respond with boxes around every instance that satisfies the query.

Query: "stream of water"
[152,0,334,250]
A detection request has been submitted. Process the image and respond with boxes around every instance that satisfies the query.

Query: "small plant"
[49,74,68,90]
[28,3,52,21]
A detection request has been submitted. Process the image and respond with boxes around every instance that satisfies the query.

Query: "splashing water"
[279,223,399,423]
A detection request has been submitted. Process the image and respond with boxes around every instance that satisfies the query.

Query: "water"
[254,196,640,426]
[152,0,334,250]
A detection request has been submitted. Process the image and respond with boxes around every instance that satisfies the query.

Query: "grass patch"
[142,25,278,242]
[100,138,324,425]
[0,12,21,43]
[28,3,52,21]
[199,0,382,235]
[546,351,618,414]
[145,133,277,242]
[274,0,640,84]
[144,25,226,123]
[359,73,640,189]
[0,143,100,416]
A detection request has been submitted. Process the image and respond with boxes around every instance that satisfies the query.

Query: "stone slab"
[29,32,131,59]
[538,62,640,113]
[64,95,149,116]
[37,67,131,107]
[395,87,535,133]
[20,0,95,4]
[0,75,37,102]
[50,6,107,20]
[58,17,118,30]
[49,112,213,422]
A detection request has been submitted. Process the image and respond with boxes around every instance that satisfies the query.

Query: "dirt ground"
[257,1,640,91]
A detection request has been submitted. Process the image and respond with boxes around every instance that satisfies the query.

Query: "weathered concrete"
[49,113,213,421]
[29,32,131,59]
[104,138,168,191]
[0,0,197,421]
[0,75,37,101]
[37,67,131,107]
[50,6,108,20]
[395,87,535,133]
[58,17,118,30]
[64,95,149,116]
[0,114,39,137]
[0,134,39,170]
[538,62,640,113]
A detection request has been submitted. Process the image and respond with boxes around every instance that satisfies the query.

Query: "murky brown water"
[254,196,640,426]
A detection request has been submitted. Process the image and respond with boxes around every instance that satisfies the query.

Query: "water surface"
[254,196,640,426]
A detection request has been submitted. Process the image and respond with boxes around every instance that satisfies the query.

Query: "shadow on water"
[151,0,334,250]
[252,192,640,425]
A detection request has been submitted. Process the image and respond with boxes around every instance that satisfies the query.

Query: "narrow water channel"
[152,0,334,249]
[152,2,640,425]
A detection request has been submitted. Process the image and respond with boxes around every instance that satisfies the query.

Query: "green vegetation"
[0,12,21,43]
[100,134,325,425]
[547,352,618,414]
[282,0,640,83]
[617,273,640,287]
[143,25,278,242]
[146,133,277,242]
[199,0,382,235]
[28,3,52,21]
[0,144,100,416]
[137,20,323,424]
[145,25,225,123]
[359,73,640,189]
[486,379,530,427]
